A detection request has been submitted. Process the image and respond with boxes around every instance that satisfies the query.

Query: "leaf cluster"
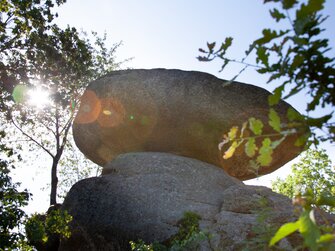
[220,108,299,173]
[270,195,335,250]
[130,211,209,251]
[270,149,335,250]
[272,149,335,213]
[0,164,30,250]
[1,0,65,104]
[198,1,335,249]
[1,0,128,205]
[25,209,72,247]
[242,198,282,251]
[0,130,31,250]
[199,0,335,144]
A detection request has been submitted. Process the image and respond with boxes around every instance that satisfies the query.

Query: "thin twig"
[40,119,57,137]
[216,55,261,69]
[11,118,54,158]
[60,113,74,135]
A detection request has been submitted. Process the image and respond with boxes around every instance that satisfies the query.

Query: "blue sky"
[14,1,335,213]
[55,0,279,79]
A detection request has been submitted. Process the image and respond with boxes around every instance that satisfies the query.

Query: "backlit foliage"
[199,0,335,249]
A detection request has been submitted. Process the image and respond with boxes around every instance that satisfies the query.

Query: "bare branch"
[217,56,261,69]
[60,113,75,135]
[39,118,57,138]
[4,13,14,25]
[60,116,73,151]
[11,117,54,158]
[55,105,60,150]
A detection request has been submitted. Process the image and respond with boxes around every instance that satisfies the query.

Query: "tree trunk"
[50,157,59,206]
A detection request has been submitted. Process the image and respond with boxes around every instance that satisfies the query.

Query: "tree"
[57,140,102,200]
[0,132,31,250]
[272,149,335,213]
[0,0,126,205]
[0,0,65,105]
[0,165,31,250]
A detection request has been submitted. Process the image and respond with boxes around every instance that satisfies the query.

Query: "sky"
[11,0,335,214]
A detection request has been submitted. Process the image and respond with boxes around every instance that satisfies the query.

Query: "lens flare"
[97,98,125,128]
[74,90,101,124]
[12,85,29,103]
[28,88,50,108]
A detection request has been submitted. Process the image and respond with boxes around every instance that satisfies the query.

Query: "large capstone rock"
[60,152,299,251]
[73,69,302,180]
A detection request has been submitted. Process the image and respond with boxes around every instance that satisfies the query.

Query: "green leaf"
[207,42,216,53]
[228,126,238,140]
[296,0,324,19]
[42,235,49,243]
[282,0,297,9]
[249,118,264,135]
[306,114,332,128]
[287,107,303,121]
[270,8,286,22]
[292,54,305,68]
[294,17,311,35]
[220,37,233,53]
[256,46,269,66]
[249,159,260,171]
[318,234,335,244]
[292,36,309,46]
[245,138,257,158]
[257,138,273,166]
[294,133,311,147]
[269,108,281,132]
[299,210,320,251]
[269,221,300,246]
[316,194,335,207]
[255,29,278,45]
[245,42,256,56]
[267,73,282,84]
[257,67,269,74]
[268,86,284,106]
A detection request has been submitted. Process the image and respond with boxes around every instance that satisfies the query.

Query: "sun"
[28,88,50,108]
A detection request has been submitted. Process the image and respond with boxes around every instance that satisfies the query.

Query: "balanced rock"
[73,69,301,180]
[60,152,297,251]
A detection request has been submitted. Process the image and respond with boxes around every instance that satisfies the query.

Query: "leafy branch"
[220,107,310,172]
[270,190,335,250]
[198,0,335,146]
[199,0,335,249]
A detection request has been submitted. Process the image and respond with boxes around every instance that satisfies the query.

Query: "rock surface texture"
[60,152,297,251]
[73,69,301,180]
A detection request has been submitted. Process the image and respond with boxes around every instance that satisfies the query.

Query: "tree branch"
[55,104,60,151]
[40,118,57,138]
[11,117,54,158]
[60,116,73,151]
[217,56,261,69]
[60,113,74,135]
[4,13,14,25]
